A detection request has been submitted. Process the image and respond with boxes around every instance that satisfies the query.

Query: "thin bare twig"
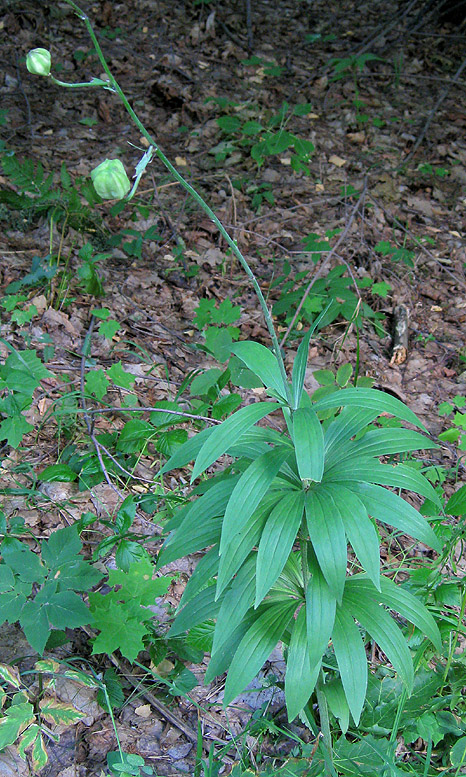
[86,406,222,424]
[403,56,466,162]
[79,316,126,500]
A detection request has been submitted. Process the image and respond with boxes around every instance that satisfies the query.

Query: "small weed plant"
[0,6,461,774]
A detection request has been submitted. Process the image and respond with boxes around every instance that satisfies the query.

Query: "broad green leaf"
[158,476,239,566]
[90,600,149,662]
[351,482,441,551]
[336,363,353,387]
[85,369,109,401]
[39,697,85,725]
[446,484,466,515]
[230,342,287,398]
[4,349,52,381]
[106,361,135,388]
[31,732,48,771]
[116,419,155,453]
[41,525,82,570]
[332,606,367,725]
[0,566,15,593]
[326,428,437,469]
[324,407,379,454]
[107,559,169,605]
[0,663,21,688]
[0,702,35,750]
[18,725,40,760]
[106,536,145,575]
[168,585,223,636]
[450,737,466,767]
[190,367,223,396]
[255,491,304,605]
[220,446,290,556]
[223,601,295,707]
[0,415,34,448]
[361,668,441,734]
[346,575,441,651]
[205,608,258,684]
[3,547,46,582]
[313,388,427,431]
[323,679,350,734]
[305,491,347,603]
[324,459,441,506]
[285,607,320,720]
[107,751,146,775]
[325,485,380,590]
[213,555,256,657]
[333,734,399,775]
[45,590,90,629]
[159,424,215,474]
[344,590,414,691]
[0,589,28,623]
[39,464,77,482]
[306,561,336,669]
[292,408,324,483]
[179,545,220,607]
[191,402,278,481]
[216,492,280,596]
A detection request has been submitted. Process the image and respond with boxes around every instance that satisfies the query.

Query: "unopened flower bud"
[26,48,51,76]
[90,158,131,200]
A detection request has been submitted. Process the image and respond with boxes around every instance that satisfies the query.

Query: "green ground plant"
[438,395,466,452]
[0,4,460,773]
[328,52,381,127]
[210,97,315,175]
[271,257,386,338]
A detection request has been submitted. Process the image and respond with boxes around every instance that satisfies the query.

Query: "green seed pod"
[90,158,131,200]
[26,48,52,76]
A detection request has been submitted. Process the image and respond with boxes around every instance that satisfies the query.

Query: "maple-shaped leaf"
[0,415,34,448]
[107,361,135,389]
[3,350,52,382]
[107,558,170,605]
[85,369,110,401]
[90,600,149,661]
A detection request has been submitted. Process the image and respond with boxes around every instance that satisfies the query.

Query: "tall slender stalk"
[59,0,292,405]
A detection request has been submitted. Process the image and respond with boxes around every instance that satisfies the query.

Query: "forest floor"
[1,0,466,774]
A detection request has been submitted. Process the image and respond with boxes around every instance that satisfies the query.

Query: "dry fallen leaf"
[135,704,152,718]
[329,154,347,167]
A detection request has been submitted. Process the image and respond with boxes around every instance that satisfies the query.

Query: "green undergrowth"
[0,5,465,775]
